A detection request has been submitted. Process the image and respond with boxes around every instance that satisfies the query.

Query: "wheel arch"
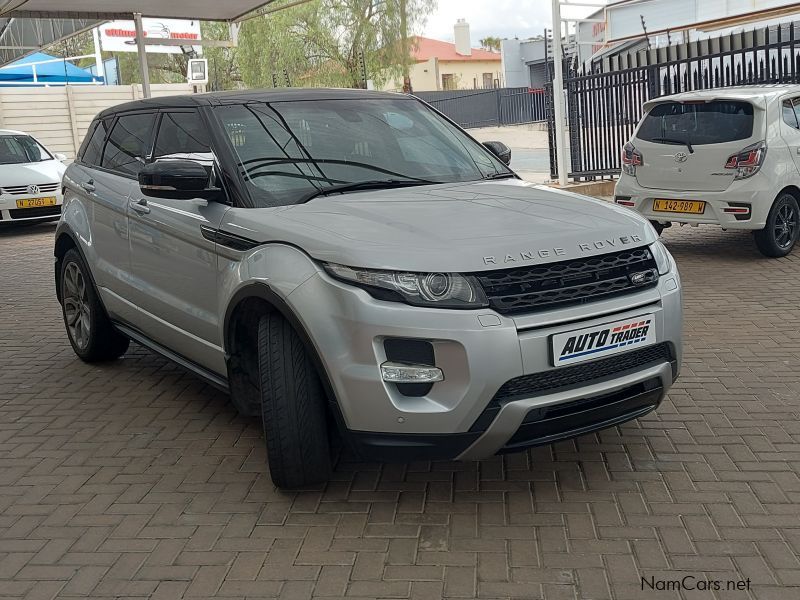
[223,283,346,426]
[777,185,800,203]
[54,226,80,304]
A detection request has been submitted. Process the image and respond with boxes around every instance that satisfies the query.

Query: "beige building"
[384,20,503,92]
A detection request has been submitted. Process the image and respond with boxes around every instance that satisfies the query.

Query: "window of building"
[441,74,455,90]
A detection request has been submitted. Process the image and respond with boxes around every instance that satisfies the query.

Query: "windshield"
[213,98,512,207]
[0,135,53,165]
[637,101,754,146]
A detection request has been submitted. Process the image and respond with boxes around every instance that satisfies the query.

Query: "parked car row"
[16,84,798,488]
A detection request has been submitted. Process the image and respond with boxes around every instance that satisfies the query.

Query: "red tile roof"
[411,36,501,62]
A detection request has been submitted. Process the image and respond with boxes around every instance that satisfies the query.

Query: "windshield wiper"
[651,137,694,153]
[483,172,516,180]
[299,179,437,203]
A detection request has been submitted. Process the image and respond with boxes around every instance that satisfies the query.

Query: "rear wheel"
[257,312,332,488]
[60,249,129,361]
[754,193,799,258]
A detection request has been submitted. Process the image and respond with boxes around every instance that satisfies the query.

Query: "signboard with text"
[100,18,201,54]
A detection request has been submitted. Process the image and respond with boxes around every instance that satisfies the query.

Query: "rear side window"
[102,112,157,176]
[637,101,754,145]
[153,111,212,161]
[81,119,111,166]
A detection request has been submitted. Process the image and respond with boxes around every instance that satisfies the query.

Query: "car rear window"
[637,100,754,145]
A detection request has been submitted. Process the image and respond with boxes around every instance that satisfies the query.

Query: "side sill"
[113,322,230,393]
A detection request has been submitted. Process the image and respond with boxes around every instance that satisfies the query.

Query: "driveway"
[1,223,799,599]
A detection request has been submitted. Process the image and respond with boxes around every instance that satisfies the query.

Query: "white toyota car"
[614,85,800,257]
[0,129,66,225]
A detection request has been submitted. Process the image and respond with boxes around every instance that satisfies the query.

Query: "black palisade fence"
[549,23,800,180]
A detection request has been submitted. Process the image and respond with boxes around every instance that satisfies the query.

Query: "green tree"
[238,0,436,89]
[479,36,502,52]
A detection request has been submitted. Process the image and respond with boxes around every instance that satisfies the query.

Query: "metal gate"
[549,23,800,180]
[416,87,547,129]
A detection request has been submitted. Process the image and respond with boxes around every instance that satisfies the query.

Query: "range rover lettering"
[55,89,683,488]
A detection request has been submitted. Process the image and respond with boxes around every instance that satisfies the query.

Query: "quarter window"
[81,119,111,166]
[102,112,156,176]
[783,99,799,129]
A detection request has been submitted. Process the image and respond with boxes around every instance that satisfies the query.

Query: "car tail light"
[621,142,643,176]
[725,141,767,180]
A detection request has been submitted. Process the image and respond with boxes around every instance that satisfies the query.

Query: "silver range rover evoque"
[55,88,683,488]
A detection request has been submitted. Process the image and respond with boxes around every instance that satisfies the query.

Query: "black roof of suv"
[97,88,405,119]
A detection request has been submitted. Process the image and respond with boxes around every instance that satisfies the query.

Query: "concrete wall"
[0,83,193,159]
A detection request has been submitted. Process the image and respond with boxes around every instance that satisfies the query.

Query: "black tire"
[649,221,665,236]
[257,312,332,488]
[754,193,800,258]
[60,249,130,362]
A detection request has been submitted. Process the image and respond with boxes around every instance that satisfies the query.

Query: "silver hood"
[222,179,657,273]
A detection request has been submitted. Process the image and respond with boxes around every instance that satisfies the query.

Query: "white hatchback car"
[0,129,66,225]
[614,85,800,257]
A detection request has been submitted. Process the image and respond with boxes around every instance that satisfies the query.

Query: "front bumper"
[614,172,771,230]
[288,261,683,461]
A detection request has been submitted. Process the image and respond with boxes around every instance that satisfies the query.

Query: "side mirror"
[483,141,512,165]
[54,153,67,162]
[139,160,221,200]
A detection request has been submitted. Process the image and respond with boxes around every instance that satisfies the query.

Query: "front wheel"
[754,194,799,258]
[60,249,130,361]
[257,312,332,488]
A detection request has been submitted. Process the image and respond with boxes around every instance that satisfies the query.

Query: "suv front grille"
[1,182,59,195]
[475,247,658,315]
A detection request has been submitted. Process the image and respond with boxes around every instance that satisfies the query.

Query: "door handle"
[129,198,151,215]
[80,180,95,193]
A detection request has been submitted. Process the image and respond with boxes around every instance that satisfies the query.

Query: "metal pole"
[551,0,569,186]
[92,27,105,84]
[134,13,151,98]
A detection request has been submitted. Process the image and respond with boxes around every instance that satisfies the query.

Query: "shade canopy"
[0,52,102,84]
[0,0,276,66]
[2,0,274,22]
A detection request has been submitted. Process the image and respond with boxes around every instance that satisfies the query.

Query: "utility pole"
[400,0,412,93]
[551,0,568,186]
[92,27,105,84]
[133,13,151,98]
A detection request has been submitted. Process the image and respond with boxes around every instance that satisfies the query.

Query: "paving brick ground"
[2,222,800,600]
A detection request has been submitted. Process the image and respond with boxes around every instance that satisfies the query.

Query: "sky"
[422,0,595,45]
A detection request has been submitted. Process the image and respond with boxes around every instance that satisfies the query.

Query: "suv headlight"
[650,241,673,275]
[323,263,489,309]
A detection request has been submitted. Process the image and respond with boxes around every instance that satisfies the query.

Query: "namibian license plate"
[551,314,657,367]
[653,199,705,214]
[16,197,57,208]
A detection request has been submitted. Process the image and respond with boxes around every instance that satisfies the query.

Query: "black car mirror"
[139,160,222,201]
[482,141,512,165]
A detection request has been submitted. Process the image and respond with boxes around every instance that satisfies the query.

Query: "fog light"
[380,362,444,384]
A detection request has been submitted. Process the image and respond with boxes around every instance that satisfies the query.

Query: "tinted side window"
[81,119,111,166]
[102,112,156,176]
[783,100,799,129]
[153,111,212,161]
[792,98,800,130]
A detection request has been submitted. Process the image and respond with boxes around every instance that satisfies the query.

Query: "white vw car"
[615,85,800,257]
[0,129,66,225]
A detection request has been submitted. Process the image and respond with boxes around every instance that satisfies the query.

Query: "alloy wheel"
[63,262,91,350]
[774,202,798,250]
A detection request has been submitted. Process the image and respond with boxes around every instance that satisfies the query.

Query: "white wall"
[0,84,193,159]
